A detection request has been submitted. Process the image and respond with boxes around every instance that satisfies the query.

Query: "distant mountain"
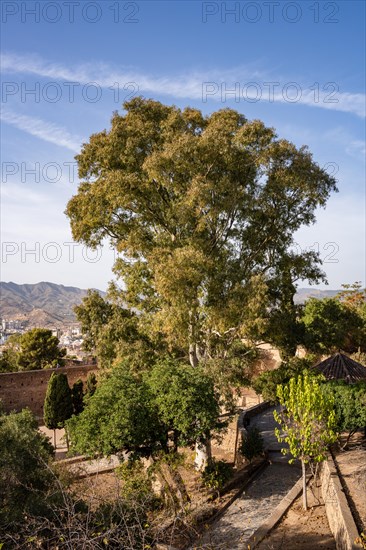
[0,281,340,328]
[293,288,340,304]
[0,282,105,327]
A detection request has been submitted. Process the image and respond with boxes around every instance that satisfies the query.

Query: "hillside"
[293,288,340,304]
[0,281,105,327]
[0,281,340,329]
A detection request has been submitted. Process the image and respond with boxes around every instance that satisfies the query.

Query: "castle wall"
[0,365,98,421]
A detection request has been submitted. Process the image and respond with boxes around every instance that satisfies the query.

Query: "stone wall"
[320,454,362,550]
[0,365,98,421]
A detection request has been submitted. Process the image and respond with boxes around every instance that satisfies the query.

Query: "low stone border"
[320,454,363,550]
[245,473,309,549]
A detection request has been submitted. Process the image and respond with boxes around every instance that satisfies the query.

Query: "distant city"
[0,318,85,359]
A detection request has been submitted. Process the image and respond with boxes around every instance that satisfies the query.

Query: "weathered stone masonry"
[0,365,98,421]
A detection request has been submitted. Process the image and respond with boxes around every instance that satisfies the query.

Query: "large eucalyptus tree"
[67,97,337,366]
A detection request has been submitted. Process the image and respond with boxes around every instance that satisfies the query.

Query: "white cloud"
[1,52,365,118]
[1,108,82,151]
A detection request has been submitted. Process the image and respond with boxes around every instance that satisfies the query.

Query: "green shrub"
[116,459,160,509]
[202,459,233,491]
[240,427,264,462]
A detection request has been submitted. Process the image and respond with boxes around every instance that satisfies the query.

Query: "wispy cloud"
[2,52,365,118]
[0,108,82,152]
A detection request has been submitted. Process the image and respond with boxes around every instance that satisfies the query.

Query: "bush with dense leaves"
[0,408,55,528]
[240,427,264,462]
[201,459,233,491]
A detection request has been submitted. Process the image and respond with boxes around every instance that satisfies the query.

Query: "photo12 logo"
[2,162,78,184]
[202,81,339,105]
[291,242,340,264]
[201,2,340,24]
[1,1,140,24]
[1,81,140,105]
[1,242,118,264]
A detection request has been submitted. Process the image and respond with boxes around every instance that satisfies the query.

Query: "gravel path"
[193,405,300,549]
[195,463,300,549]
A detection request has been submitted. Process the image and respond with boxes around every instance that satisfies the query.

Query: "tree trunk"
[302,460,308,510]
[194,437,212,471]
[53,429,56,450]
[167,464,191,505]
[188,313,199,368]
[341,429,356,450]
[189,342,198,368]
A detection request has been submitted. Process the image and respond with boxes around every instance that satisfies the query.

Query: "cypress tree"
[44,373,73,449]
[71,379,84,415]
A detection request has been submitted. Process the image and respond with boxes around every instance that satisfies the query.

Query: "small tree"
[17,328,66,370]
[240,427,264,463]
[44,373,73,449]
[147,358,222,470]
[274,374,337,510]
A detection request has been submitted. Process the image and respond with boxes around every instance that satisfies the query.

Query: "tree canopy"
[74,288,165,369]
[147,358,222,449]
[67,359,223,461]
[66,98,337,367]
[67,364,166,458]
[302,297,365,354]
[0,328,66,372]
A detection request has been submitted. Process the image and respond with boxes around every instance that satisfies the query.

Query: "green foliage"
[67,358,223,460]
[302,297,365,353]
[252,357,312,402]
[116,459,160,509]
[67,363,166,458]
[85,371,97,398]
[0,335,21,372]
[44,373,73,431]
[147,358,222,449]
[336,281,366,312]
[0,329,66,372]
[274,374,337,465]
[323,381,366,443]
[66,97,337,367]
[71,379,84,415]
[203,340,259,406]
[240,427,264,462]
[265,305,305,360]
[0,408,55,526]
[201,459,233,491]
[74,289,165,369]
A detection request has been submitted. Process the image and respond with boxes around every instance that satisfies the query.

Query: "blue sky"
[1,0,365,291]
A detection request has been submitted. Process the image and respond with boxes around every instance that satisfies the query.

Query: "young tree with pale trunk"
[274,374,337,510]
